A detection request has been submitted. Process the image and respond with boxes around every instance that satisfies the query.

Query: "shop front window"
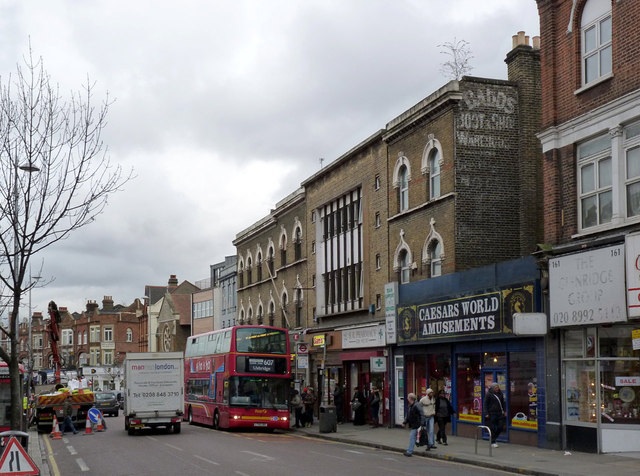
[564,330,584,357]
[599,359,640,424]
[428,353,452,399]
[456,354,482,423]
[599,326,636,358]
[509,352,538,430]
[565,360,597,423]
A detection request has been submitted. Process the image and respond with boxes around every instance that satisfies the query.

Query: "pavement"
[22,421,640,476]
[291,421,640,476]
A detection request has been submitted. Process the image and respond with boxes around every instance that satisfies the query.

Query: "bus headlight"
[233,415,239,420]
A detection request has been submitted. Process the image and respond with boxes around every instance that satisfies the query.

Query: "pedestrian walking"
[369,386,381,427]
[303,387,316,427]
[333,384,344,424]
[291,389,303,428]
[485,382,506,448]
[402,393,422,456]
[419,388,436,449]
[60,396,78,435]
[351,387,366,425]
[435,390,455,445]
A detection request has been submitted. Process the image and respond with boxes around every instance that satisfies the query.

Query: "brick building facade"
[19,297,145,391]
[233,188,307,382]
[536,0,640,453]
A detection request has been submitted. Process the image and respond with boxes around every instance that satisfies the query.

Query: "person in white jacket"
[419,388,437,450]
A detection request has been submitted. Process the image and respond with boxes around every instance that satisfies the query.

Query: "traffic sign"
[88,408,102,424]
[297,343,308,354]
[0,437,39,475]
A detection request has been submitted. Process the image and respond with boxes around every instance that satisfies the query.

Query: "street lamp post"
[11,158,39,427]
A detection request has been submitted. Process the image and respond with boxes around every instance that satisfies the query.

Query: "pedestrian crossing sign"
[0,437,39,475]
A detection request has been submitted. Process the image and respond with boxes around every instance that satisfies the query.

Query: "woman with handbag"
[351,387,366,425]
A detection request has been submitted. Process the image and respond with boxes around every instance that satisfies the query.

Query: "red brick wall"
[538,0,640,130]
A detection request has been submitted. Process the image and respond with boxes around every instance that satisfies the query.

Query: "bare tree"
[0,48,133,430]
[439,38,474,81]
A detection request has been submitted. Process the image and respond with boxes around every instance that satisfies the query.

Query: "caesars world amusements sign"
[397,284,534,344]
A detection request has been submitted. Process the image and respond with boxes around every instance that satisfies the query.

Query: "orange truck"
[34,389,95,433]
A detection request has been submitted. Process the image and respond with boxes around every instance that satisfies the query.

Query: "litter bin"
[319,405,337,433]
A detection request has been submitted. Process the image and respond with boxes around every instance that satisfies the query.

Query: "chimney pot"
[532,36,540,50]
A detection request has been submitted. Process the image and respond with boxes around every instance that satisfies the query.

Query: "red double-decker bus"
[184,325,291,430]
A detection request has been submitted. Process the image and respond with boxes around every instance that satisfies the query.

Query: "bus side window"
[223,379,229,404]
[223,331,231,352]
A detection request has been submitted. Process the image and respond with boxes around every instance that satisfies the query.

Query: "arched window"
[581,0,612,86]
[294,227,302,261]
[257,304,264,324]
[399,250,410,284]
[269,301,275,326]
[267,246,275,277]
[430,241,442,277]
[428,148,441,199]
[246,256,252,285]
[238,260,245,287]
[83,331,87,345]
[126,328,133,343]
[399,165,409,212]
[280,229,288,267]
[256,252,263,281]
[248,307,253,324]
[281,294,289,328]
[77,331,82,345]
[295,289,303,328]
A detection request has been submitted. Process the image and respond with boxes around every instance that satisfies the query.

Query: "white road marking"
[241,450,274,461]
[67,445,77,455]
[235,472,250,476]
[165,443,184,451]
[193,454,220,466]
[345,449,364,454]
[76,458,90,472]
[309,450,350,461]
[146,436,158,441]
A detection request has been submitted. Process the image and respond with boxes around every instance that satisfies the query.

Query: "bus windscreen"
[228,376,289,410]
[235,328,287,354]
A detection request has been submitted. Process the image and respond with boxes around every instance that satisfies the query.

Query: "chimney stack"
[168,275,178,288]
[86,300,99,313]
[102,295,114,311]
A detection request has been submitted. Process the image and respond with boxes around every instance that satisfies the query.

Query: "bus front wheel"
[188,407,194,425]
[213,411,219,430]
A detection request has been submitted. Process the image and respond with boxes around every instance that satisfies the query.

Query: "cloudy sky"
[1,0,540,319]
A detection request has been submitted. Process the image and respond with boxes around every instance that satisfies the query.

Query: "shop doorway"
[482,370,508,441]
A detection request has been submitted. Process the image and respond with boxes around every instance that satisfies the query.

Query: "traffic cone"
[96,415,105,432]
[84,412,93,435]
[50,414,62,439]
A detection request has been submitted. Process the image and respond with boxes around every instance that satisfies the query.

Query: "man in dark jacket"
[333,384,344,424]
[402,393,422,456]
[484,383,506,447]
[435,390,455,445]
